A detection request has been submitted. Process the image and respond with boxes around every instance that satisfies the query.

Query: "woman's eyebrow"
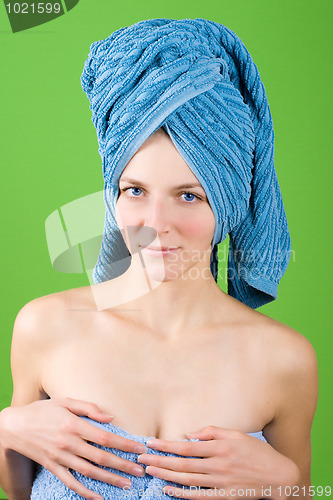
[119,177,204,190]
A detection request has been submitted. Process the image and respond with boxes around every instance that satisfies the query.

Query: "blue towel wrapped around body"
[31,417,267,499]
[81,18,291,309]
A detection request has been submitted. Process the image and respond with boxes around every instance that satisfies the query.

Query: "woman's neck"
[91,252,227,341]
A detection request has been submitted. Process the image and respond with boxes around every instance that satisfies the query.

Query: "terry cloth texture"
[81,18,292,309]
[31,417,267,499]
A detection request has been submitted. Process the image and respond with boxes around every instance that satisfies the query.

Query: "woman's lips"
[139,246,180,257]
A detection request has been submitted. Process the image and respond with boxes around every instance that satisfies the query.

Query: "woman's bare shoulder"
[248,308,317,377]
[13,286,94,345]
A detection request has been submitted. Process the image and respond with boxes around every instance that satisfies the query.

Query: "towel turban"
[81,18,291,309]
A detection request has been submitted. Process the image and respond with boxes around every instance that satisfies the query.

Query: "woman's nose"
[143,198,172,234]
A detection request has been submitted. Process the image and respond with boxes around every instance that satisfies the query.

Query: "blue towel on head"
[31,417,267,499]
[81,18,292,309]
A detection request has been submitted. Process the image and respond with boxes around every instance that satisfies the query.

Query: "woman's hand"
[0,397,146,500]
[138,425,301,499]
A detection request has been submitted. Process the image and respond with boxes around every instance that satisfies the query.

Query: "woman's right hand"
[0,397,146,500]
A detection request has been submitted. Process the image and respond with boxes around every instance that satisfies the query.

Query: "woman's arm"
[0,409,35,500]
[0,301,43,499]
[263,324,319,494]
[0,299,146,500]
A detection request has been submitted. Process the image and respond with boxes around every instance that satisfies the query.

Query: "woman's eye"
[180,192,200,202]
[121,187,143,197]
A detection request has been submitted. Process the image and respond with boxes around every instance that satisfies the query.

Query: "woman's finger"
[72,437,146,477]
[56,397,114,423]
[56,451,133,489]
[52,463,105,500]
[138,453,208,473]
[146,438,214,457]
[76,418,147,454]
[186,426,244,441]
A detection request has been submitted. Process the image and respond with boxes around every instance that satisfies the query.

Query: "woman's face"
[115,128,216,282]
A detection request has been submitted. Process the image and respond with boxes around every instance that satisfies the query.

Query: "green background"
[0,0,332,496]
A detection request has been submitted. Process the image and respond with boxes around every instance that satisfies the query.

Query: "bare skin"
[0,128,318,499]
[4,282,317,499]
[14,285,310,442]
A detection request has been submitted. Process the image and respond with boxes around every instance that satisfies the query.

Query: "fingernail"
[120,479,132,489]
[134,444,147,454]
[146,439,157,448]
[133,466,145,476]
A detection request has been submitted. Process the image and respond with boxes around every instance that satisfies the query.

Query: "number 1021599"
[5,3,61,14]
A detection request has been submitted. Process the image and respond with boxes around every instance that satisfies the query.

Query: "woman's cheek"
[115,200,138,228]
[183,213,215,240]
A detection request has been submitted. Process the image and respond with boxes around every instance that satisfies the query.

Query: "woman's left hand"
[137,425,300,499]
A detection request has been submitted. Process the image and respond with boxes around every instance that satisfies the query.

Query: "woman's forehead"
[119,134,204,189]
[119,162,205,190]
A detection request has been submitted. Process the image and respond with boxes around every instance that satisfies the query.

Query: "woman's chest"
[41,329,274,438]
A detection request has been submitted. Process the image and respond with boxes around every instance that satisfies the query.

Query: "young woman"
[0,18,317,500]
